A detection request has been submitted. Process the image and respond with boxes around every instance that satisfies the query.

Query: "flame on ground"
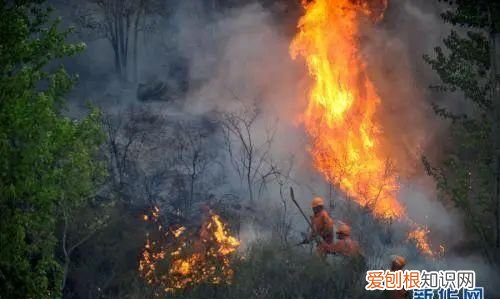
[290,0,437,256]
[138,208,240,294]
[407,226,433,257]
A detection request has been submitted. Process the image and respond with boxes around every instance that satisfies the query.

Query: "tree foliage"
[0,1,105,298]
[423,0,500,262]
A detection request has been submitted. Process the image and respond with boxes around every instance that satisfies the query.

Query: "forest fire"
[138,208,240,293]
[290,0,436,256]
[407,226,433,257]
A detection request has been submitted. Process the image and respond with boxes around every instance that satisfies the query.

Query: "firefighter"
[386,255,408,299]
[332,222,361,257]
[308,196,335,256]
[331,223,367,298]
[390,255,406,271]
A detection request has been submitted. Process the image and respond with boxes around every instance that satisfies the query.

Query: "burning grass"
[138,208,240,295]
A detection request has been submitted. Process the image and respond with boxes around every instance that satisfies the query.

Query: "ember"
[138,208,240,293]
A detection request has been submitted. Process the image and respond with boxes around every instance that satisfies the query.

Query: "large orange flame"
[290,0,401,219]
[290,0,436,256]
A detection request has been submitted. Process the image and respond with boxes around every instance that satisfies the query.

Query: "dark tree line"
[424,0,500,264]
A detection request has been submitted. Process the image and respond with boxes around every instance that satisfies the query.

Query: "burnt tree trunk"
[133,0,144,83]
[110,12,121,76]
[118,12,126,81]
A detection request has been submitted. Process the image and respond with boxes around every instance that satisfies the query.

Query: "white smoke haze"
[59,0,498,292]
[171,2,321,212]
[174,0,449,242]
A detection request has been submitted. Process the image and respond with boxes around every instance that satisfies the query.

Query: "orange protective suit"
[387,256,407,299]
[310,209,335,255]
[332,238,361,257]
[388,289,407,299]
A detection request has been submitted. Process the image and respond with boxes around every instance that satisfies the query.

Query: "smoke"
[356,2,500,291]
[173,0,444,264]
[176,3,306,136]
[360,0,461,242]
[172,1,320,203]
[359,0,449,177]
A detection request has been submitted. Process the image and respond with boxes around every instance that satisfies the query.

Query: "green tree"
[423,0,500,264]
[0,1,105,298]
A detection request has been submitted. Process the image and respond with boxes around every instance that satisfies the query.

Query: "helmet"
[336,223,351,236]
[311,196,325,208]
[391,255,406,269]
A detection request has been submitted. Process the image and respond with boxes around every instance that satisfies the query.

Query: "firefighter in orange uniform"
[329,223,367,299]
[308,196,335,256]
[332,222,361,257]
[387,255,408,299]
